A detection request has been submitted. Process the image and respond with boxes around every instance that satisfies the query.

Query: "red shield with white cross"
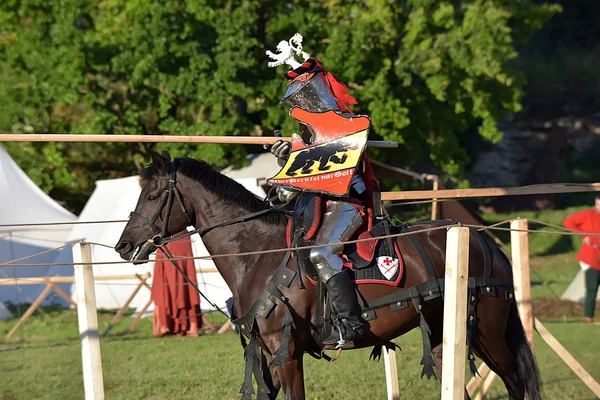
[376,256,399,281]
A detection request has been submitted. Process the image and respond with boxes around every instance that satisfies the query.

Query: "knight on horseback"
[266,36,381,348]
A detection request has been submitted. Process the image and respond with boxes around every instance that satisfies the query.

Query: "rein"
[162,205,282,246]
[130,160,285,321]
[131,160,282,246]
[129,161,194,244]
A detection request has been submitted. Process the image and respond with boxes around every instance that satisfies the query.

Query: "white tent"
[221,152,280,194]
[561,269,600,303]
[0,145,76,307]
[64,176,153,310]
[0,299,13,320]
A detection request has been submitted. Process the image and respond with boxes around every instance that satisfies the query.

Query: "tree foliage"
[0,0,559,212]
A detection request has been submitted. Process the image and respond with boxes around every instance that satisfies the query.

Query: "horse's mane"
[142,157,286,226]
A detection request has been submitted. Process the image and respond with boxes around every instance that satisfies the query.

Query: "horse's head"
[115,150,194,264]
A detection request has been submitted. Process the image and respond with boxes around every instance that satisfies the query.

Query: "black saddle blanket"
[342,225,404,286]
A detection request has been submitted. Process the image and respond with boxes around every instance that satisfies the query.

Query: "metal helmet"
[279,72,341,112]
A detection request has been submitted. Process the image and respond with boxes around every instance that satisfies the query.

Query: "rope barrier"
[0,224,459,267]
[87,281,229,287]
[84,242,118,250]
[2,218,599,268]
[384,198,462,207]
[463,223,599,237]
[0,243,75,265]
[526,217,584,235]
[0,240,119,266]
[0,215,592,338]
[0,219,127,228]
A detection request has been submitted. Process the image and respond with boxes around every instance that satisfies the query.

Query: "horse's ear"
[161,150,172,161]
[150,151,167,171]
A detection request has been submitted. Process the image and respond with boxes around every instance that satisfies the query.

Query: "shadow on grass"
[0,342,74,353]
[5,304,135,317]
[537,234,575,257]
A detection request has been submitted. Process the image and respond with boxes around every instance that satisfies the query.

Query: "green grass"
[1,312,599,399]
[1,207,599,399]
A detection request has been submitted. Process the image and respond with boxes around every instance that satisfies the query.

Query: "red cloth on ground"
[563,209,600,270]
[151,235,203,337]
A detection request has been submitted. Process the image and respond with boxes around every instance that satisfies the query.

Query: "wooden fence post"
[73,242,105,400]
[441,226,470,400]
[431,178,440,220]
[510,219,534,346]
[383,343,400,400]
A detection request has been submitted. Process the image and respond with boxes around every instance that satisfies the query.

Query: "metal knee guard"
[309,201,363,282]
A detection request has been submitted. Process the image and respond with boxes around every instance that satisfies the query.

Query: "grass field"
[1,206,599,399]
[1,313,599,400]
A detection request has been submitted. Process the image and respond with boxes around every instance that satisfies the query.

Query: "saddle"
[286,214,405,287]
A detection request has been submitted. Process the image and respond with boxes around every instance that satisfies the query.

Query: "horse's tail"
[505,301,543,400]
[492,240,543,399]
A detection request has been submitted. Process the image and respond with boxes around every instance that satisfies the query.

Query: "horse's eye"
[147,195,158,201]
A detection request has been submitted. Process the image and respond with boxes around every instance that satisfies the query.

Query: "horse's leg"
[261,352,305,400]
[258,317,307,399]
[260,350,281,400]
[472,297,526,400]
[431,344,472,400]
[274,355,306,400]
[429,321,471,400]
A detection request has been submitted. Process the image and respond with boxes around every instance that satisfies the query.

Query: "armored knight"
[267,40,380,348]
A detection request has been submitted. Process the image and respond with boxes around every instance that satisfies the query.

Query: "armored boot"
[309,200,365,348]
[321,269,365,347]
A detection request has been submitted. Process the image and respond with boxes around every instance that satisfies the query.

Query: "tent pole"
[217,320,232,334]
[125,298,154,333]
[101,275,146,337]
[6,284,53,339]
[47,277,77,307]
[202,315,217,333]
[466,363,491,397]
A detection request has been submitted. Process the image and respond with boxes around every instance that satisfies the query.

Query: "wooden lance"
[0,134,398,148]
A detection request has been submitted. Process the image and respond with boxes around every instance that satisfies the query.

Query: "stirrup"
[322,322,363,349]
[335,325,345,349]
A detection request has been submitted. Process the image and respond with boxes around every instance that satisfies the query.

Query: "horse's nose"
[115,241,133,255]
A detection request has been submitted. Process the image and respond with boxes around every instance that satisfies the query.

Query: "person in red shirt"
[562,195,600,323]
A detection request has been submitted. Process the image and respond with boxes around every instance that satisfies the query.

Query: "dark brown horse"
[115,151,542,400]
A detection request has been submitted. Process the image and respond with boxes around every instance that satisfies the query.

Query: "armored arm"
[270,138,290,167]
[268,131,300,203]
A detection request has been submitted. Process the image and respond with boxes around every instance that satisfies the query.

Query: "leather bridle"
[129,161,193,247]
[126,159,286,319]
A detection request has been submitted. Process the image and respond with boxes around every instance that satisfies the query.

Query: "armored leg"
[309,201,365,347]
